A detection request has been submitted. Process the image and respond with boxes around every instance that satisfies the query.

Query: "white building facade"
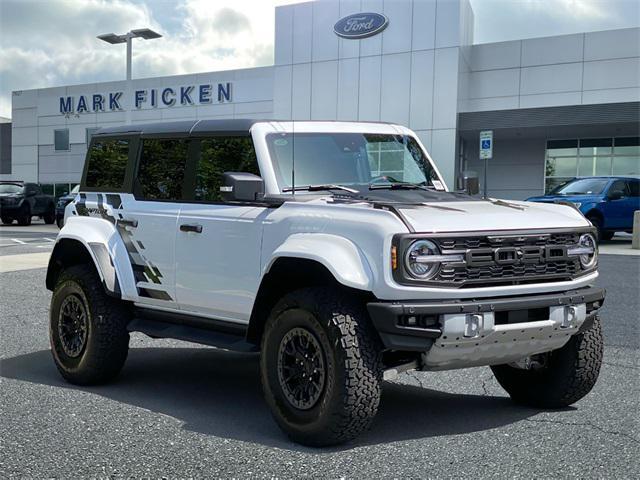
[6,0,640,199]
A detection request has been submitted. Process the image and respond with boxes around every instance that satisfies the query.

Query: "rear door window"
[136,139,189,201]
[85,139,130,190]
[192,137,259,202]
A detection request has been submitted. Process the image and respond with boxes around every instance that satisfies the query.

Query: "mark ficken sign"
[59,82,232,115]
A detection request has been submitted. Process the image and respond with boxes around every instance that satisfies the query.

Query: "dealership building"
[4,0,640,199]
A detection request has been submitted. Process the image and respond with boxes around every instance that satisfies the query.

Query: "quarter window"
[137,139,189,200]
[85,138,130,190]
[193,137,259,202]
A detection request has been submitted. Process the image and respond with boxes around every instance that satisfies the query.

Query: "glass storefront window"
[544,137,639,192]
[546,157,577,177]
[613,145,640,156]
[612,157,640,175]
[595,157,612,176]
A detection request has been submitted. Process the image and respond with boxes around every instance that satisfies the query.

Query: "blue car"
[527,176,640,241]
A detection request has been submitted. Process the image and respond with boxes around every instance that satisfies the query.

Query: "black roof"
[94,119,266,137]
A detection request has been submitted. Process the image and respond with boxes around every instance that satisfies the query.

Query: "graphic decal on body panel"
[73,193,173,301]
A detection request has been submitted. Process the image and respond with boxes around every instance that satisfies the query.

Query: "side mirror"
[460,170,480,196]
[607,190,624,201]
[221,172,264,202]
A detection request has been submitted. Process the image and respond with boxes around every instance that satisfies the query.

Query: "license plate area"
[494,307,549,325]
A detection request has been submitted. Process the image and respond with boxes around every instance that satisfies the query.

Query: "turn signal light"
[391,245,398,270]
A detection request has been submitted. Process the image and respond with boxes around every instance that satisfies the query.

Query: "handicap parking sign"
[480,131,493,159]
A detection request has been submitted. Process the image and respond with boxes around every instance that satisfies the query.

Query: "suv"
[0,181,56,226]
[55,185,80,228]
[47,120,605,446]
[527,176,640,241]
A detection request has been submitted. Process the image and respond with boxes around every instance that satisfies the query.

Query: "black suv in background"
[0,181,56,226]
[55,185,79,228]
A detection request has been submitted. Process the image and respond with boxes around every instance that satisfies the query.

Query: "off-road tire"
[586,214,607,242]
[17,205,31,226]
[260,287,383,447]
[491,316,603,408]
[43,206,56,224]
[50,264,130,385]
[601,231,614,241]
[1,216,12,225]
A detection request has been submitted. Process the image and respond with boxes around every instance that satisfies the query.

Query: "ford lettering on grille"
[433,232,581,287]
[465,246,568,267]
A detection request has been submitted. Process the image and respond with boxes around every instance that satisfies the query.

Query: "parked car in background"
[527,176,640,240]
[55,185,79,228]
[0,181,56,226]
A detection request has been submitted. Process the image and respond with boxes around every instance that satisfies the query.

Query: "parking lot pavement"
[0,220,58,256]
[1,253,638,478]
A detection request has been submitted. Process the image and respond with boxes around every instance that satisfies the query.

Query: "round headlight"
[578,233,597,269]
[405,239,440,279]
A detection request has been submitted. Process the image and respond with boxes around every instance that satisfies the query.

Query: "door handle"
[118,218,138,228]
[180,223,203,233]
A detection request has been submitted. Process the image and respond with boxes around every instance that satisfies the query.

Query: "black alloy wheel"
[277,327,327,410]
[57,294,89,358]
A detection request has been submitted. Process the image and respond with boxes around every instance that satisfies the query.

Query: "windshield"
[266,133,440,191]
[551,178,609,195]
[0,184,23,194]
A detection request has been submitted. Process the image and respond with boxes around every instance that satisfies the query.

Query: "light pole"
[97,29,162,124]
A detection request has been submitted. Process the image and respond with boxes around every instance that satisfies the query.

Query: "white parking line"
[0,237,57,248]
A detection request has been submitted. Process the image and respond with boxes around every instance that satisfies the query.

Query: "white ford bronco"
[47,120,605,446]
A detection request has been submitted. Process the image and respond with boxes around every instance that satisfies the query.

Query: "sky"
[0,0,639,119]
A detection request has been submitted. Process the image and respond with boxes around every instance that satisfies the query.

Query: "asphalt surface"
[0,225,638,478]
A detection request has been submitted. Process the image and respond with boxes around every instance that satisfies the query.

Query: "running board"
[128,309,258,353]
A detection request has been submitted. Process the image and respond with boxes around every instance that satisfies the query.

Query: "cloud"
[0,0,300,117]
[471,0,639,44]
[1,0,639,118]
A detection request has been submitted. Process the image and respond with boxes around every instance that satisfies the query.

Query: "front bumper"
[367,286,605,369]
[0,202,23,214]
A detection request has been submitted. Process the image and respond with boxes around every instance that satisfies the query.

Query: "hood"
[527,194,602,204]
[397,199,588,233]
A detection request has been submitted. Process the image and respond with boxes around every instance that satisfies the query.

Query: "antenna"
[291,119,295,195]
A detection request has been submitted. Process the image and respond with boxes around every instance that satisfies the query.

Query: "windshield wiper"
[282,184,359,194]
[369,182,433,191]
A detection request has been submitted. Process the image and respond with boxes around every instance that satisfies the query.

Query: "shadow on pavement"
[1,347,542,450]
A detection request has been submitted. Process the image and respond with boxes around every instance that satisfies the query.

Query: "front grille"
[433,231,582,287]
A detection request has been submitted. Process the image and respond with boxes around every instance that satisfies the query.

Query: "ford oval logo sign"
[334,12,388,39]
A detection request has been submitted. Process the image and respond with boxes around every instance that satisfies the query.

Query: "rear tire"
[260,287,383,446]
[49,264,131,385]
[17,205,31,226]
[491,316,603,408]
[43,206,56,224]
[601,231,614,241]
[1,216,12,225]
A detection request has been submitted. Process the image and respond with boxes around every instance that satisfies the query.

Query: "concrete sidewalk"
[0,252,51,273]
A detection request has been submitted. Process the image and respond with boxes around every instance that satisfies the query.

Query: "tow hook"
[561,306,579,329]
